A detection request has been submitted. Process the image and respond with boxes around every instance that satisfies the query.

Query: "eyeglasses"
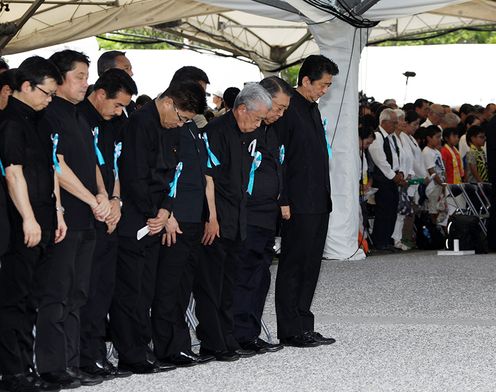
[173,103,190,123]
[36,85,57,98]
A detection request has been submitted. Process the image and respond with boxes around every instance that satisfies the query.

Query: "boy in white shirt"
[422,125,447,224]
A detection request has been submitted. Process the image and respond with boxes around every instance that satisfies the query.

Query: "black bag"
[414,212,445,250]
[446,214,488,254]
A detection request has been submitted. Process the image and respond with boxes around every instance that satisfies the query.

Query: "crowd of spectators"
[359,97,496,252]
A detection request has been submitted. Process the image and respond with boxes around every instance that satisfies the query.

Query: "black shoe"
[199,348,239,362]
[153,361,176,372]
[0,373,61,392]
[25,373,61,392]
[239,339,268,354]
[79,363,114,381]
[117,361,159,374]
[40,371,81,390]
[161,352,197,368]
[256,338,284,353]
[233,348,256,358]
[66,367,103,387]
[99,359,132,378]
[304,331,336,345]
[280,334,320,348]
[182,349,215,365]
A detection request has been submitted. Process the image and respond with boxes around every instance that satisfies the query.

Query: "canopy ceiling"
[1,0,495,71]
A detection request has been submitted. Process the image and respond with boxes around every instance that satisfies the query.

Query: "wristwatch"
[110,195,123,208]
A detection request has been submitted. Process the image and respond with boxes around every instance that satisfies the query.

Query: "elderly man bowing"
[194,83,273,361]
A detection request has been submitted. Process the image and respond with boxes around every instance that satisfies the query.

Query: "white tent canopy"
[1,0,495,259]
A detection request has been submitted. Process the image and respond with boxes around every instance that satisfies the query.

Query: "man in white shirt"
[421,103,444,130]
[369,109,407,251]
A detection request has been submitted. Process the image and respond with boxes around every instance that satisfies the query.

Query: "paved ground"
[93,251,496,392]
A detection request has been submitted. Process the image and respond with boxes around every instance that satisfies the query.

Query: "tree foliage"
[377,29,496,46]
[96,28,180,50]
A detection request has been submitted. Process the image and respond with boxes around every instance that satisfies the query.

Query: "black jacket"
[246,123,282,231]
[204,111,253,241]
[273,89,331,214]
[118,101,176,237]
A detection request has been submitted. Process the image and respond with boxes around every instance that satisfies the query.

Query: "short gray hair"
[379,108,397,124]
[443,112,461,128]
[234,83,272,112]
[394,109,405,120]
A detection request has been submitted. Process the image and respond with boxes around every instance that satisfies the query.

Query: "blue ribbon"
[113,142,122,180]
[247,151,262,195]
[168,162,183,198]
[0,158,5,177]
[92,127,105,166]
[322,118,332,159]
[51,133,62,174]
[279,145,285,165]
[203,132,220,168]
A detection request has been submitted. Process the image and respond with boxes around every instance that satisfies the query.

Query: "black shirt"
[0,97,55,232]
[273,89,332,214]
[77,99,121,196]
[246,123,281,231]
[118,100,175,237]
[171,122,207,223]
[38,96,97,230]
[204,111,253,241]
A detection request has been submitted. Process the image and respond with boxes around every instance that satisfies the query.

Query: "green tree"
[377,29,496,46]
[96,28,180,50]
[281,64,300,87]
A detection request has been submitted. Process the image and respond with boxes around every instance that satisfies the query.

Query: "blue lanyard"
[92,127,105,166]
[247,151,262,195]
[202,132,220,168]
[168,162,183,198]
[322,118,332,159]
[51,133,62,173]
[113,142,122,180]
[279,145,285,165]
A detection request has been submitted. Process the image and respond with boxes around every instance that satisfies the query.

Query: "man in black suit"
[273,55,339,348]
[485,113,496,249]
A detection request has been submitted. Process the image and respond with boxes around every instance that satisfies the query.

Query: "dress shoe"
[256,338,284,353]
[79,363,114,381]
[239,339,268,354]
[66,367,103,387]
[181,349,215,365]
[100,359,132,378]
[40,371,81,390]
[0,373,61,392]
[117,361,159,374]
[280,334,320,348]
[304,331,336,345]
[161,352,197,368]
[154,360,176,372]
[199,347,239,362]
[233,348,256,358]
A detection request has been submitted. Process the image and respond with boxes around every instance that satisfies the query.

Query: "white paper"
[137,225,150,241]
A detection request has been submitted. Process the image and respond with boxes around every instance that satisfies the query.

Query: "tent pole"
[0,0,45,51]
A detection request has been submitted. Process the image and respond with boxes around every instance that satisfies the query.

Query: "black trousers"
[233,225,275,343]
[371,178,399,248]
[194,238,242,352]
[79,224,118,367]
[35,229,96,373]
[110,235,160,364]
[152,222,202,359]
[275,213,329,339]
[0,231,52,376]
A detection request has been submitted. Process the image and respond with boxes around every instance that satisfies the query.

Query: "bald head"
[428,104,445,126]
